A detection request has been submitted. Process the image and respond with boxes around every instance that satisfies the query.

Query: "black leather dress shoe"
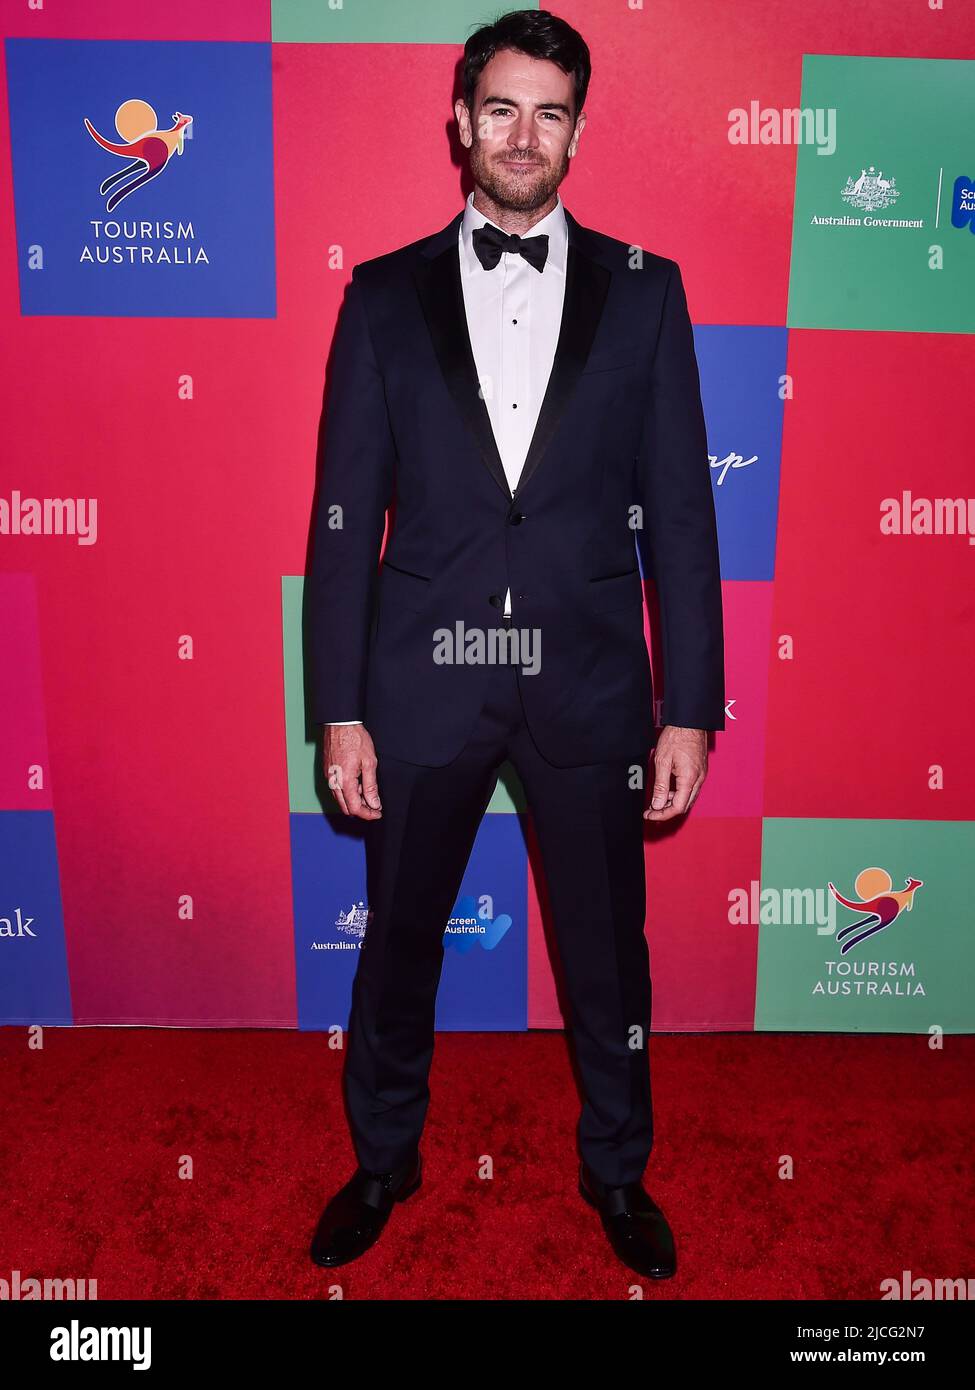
[579,1162,677,1279]
[310,1152,422,1268]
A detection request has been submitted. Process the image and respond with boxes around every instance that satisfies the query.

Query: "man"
[307,9,725,1280]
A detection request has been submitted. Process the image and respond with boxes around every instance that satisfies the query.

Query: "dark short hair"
[462,9,591,122]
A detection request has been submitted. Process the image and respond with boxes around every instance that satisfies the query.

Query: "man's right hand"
[323,724,382,820]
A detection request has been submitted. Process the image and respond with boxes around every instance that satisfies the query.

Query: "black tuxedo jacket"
[308,205,725,767]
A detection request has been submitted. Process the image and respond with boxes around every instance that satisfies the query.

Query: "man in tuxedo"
[308,8,724,1279]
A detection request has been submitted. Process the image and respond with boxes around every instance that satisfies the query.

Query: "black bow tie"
[472,222,549,273]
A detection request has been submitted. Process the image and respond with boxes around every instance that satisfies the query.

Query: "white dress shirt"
[459,189,568,615]
[328,191,568,724]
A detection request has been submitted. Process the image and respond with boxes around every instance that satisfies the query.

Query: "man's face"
[456,48,585,212]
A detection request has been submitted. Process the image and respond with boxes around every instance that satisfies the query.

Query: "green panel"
[755,818,975,1033]
[272,0,536,44]
[282,576,324,812]
[282,576,524,813]
[787,55,975,334]
[487,763,524,814]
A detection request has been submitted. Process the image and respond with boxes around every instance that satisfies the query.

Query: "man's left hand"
[644,725,709,821]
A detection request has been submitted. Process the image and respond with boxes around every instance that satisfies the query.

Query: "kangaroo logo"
[335,901,370,940]
[827,866,923,955]
[84,98,192,212]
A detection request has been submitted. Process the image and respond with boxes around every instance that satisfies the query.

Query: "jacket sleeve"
[308,265,395,725]
[638,259,726,731]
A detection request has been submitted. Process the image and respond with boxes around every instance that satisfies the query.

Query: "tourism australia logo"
[7,35,276,317]
[81,96,208,270]
[84,99,193,212]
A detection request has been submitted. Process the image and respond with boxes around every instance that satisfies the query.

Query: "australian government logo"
[841,166,901,213]
[309,901,371,952]
[334,901,369,940]
[82,99,208,267]
[810,164,923,230]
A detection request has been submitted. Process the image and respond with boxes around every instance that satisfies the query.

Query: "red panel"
[645,815,762,1030]
[765,329,975,820]
[0,324,301,1021]
[0,0,268,40]
[530,815,762,1031]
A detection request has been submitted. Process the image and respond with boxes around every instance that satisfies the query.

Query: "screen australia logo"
[82,98,208,266]
[950,175,975,234]
[444,895,512,953]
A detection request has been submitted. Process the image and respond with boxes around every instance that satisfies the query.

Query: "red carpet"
[1,1028,971,1300]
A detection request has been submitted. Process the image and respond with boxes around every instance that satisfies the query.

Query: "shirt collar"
[460,188,568,276]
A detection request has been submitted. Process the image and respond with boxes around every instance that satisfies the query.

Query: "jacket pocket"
[379,561,431,613]
[588,569,643,611]
[580,343,642,375]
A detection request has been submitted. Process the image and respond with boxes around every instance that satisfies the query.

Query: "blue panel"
[6,38,276,317]
[697,325,789,582]
[435,814,527,1030]
[0,812,72,1025]
[291,813,368,1032]
[290,811,527,1032]
[638,325,788,583]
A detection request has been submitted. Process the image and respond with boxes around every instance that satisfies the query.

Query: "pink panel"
[0,41,16,323]
[645,579,774,817]
[0,572,53,810]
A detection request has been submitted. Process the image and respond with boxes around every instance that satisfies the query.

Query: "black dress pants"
[343,654,654,1187]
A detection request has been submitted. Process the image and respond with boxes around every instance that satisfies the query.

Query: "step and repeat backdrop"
[1,2,973,1033]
